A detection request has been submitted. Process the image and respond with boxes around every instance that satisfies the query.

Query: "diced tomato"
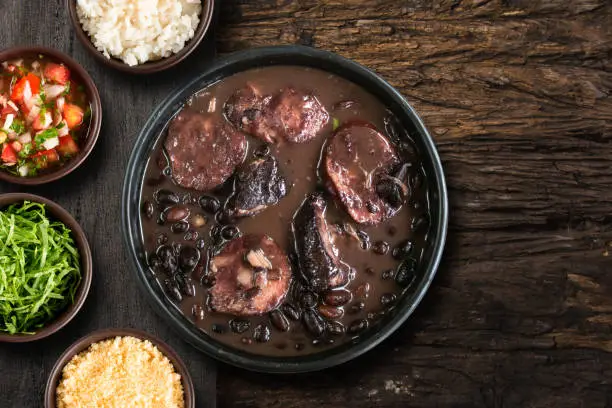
[31,149,60,168]
[1,144,17,164]
[1,105,17,116]
[6,65,17,74]
[10,73,41,104]
[63,103,84,129]
[44,63,70,85]
[11,141,22,152]
[57,136,79,156]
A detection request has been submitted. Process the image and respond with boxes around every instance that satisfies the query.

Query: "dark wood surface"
[0,1,218,406]
[213,1,612,407]
[1,0,611,407]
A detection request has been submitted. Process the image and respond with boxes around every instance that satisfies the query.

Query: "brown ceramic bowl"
[67,0,216,74]
[0,46,102,186]
[0,193,93,343]
[45,328,196,408]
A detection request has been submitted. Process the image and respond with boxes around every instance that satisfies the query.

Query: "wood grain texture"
[215,1,612,407]
[0,1,218,406]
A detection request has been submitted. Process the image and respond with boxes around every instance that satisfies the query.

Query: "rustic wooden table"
[1,1,611,407]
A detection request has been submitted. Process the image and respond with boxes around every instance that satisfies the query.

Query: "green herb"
[332,117,341,131]
[63,81,71,96]
[39,86,46,102]
[0,201,81,334]
[57,122,65,129]
[9,119,25,135]
[18,143,33,159]
[83,105,91,122]
[34,128,58,148]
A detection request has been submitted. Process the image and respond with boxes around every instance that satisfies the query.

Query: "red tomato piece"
[11,141,22,152]
[44,63,70,85]
[1,105,18,116]
[63,103,84,129]
[57,136,79,156]
[31,149,60,168]
[1,144,17,164]
[10,73,41,104]
[32,111,52,131]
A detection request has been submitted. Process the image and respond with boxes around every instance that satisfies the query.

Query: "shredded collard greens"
[0,201,81,334]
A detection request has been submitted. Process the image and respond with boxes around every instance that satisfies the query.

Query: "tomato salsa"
[0,55,90,177]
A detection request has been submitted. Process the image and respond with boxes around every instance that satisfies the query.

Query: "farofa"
[56,336,184,408]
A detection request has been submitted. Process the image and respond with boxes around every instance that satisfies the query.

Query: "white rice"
[76,0,202,67]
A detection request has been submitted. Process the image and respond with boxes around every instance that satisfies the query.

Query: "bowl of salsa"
[0,46,101,185]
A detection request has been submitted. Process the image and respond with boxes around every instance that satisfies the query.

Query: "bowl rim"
[44,328,196,408]
[0,193,93,343]
[0,46,102,186]
[66,0,216,74]
[121,45,449,373]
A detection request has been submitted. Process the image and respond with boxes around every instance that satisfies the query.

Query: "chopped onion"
[3,113,14,130]
[18,165,29,177]
[26,105,41,123]
[18,133,32,144]
[22,80,32,104]
[42,136,59,150]
[7,101,18,112]
[58,121,70,137]
[43,84,66,100]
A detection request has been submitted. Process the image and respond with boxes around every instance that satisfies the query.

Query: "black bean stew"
[139,66,431,356]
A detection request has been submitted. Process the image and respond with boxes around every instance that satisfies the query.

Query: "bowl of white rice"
[67,0,215,74]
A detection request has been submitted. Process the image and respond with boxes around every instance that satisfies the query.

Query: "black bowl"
[122,45,448,373]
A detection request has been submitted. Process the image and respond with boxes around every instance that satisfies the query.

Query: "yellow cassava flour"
[56,336,184,408]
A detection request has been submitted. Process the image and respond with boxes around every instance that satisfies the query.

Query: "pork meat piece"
[292,193,352,292]
[324,123,404,225]
[209,234,292,316]
[165,108,247,192]
[226,155,288,218]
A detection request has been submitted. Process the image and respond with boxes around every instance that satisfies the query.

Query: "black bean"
[156,212,166,225]
[376,179,403,208]
[142,201,154,219]
[148,253,162,271]
[191,304,205,320]
[253,324,271,343]
[171,221,189,234]
[164,280,182,303]
[302,310,325,337]
[253,144,271,158]
[199,195,221,214]
[155,189,179,206]
[372,241,390,255]
[411,172,423,189]
[181,278,196,297]
[157,245,178,274]
[382,269,394,280]
[318,305,344,319]
[221,225,240,240]
[396,259,417,287]
[215,209,234,225]
[212,324,227,334]
[269,310,290,332]
[380,293,397,307]
[162,167,172,177]
[165,206,190,223]
[300,291,318,309]
[281,304,301,321]
[393,240,413,260]
[156,233,168,245]
[324,289,352,307]
[327,320,346,336]
[411,215,429,233]
[179,246,200,272]
[181,193,193,205]
[196,238,207,250]
[349,301,365,314]
[348,319,369,335]
[229,319,251,334]
[357,230,371,250]
[184,230,199,242]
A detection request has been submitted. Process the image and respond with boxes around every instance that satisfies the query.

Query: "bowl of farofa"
[45,328,195,408]
[67,0,215,74]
